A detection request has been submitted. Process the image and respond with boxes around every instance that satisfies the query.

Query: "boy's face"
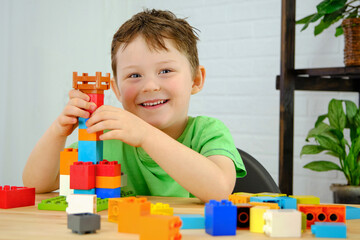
[113,35,200,137]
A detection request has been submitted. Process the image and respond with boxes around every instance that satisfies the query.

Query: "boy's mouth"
[140,99,169,108]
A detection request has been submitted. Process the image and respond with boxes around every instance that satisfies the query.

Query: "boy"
[23,9,246,202]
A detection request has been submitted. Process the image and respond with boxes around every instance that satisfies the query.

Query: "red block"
[87,93,104,113]
[70,162,96,190]
[298,204,346,228]
[0,186,35,209]
[96,160,121,176]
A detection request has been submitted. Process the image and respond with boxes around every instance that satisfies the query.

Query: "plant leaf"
[315,114,327,127]
[325,151,340,158]
[345,100,357,124]
[335,25,344,36]
[315,135,345,158]
[303,160,342,172]
[328,99,346,131]
[317,0,347,15]
[354,113,360,128]
[296,13,317,24]
[298,13,324,31]
[314,19,332,35]
[306,122,331,141]
[300,145,326,157]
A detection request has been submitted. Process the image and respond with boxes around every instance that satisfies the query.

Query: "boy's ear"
[191,65,206,95]
[110,78,122,102]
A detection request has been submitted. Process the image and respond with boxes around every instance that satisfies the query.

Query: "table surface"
[1,192,360,240]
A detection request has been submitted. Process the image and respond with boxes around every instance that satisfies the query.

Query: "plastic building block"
[151,203,174,216]
[38,196,68,211]
[255,192,287,197]
[59,174,74,196]
[78,129,102,141]
[97,198,108,212]
[311,222,347,238]
[249,201,280,209]
[289,195,320,205]
[346,206,360,219]
[60,148,78,175]
[116,197,151,234]
[249,206,270,233]
[96,187,121,199]
[68,213,100,234]
[66,194,97,214]
[250,196,296,209]
[0,186,35,209]
[78,117,88,129]
[139,215,182,240]
[108,198,124,223]
[96,160,121,176]
[73,72,111,94]
[175,214,204,229]
[74,189,96,194]
[263,209,302,237]
[297,204,346,228]
[96,176,121,188]
[78,140,103,164]
[70,162,96,190]
[228,194,251,204]
[234,203,253,229]
[205,199,237,236]
[87,93,104,113]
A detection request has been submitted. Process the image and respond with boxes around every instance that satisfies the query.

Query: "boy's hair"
[111,9,199,81]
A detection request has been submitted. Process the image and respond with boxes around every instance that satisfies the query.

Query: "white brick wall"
[1,0,357,203]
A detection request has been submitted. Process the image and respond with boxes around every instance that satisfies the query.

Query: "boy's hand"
[54,89,97,137]
[86,105,150,147]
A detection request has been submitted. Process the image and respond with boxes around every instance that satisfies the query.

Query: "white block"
[66,194,97,214]
[59,175,74,196]
[263,209,302,237]
[121,174,127,187]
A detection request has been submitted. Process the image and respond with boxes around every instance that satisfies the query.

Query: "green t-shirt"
[69,116,246,197]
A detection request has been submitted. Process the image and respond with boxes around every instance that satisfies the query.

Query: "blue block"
[276,196,297,209]
[95,187,121,199]
[205,200,237,236]
[311,222,347,238]
[175,214,205,229]
[250,196,277,203]
[346,206,360,220]
[74,188,96,194]
[78,117,89,129]
[78,140,103,164]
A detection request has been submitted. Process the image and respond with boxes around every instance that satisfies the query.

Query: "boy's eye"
[129,73,141,78]
[159,69,171,74]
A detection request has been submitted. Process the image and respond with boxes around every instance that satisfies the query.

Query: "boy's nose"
[142,76,161,92]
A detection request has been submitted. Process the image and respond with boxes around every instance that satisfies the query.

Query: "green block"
[38,196,108,212]
[38,196,68,211]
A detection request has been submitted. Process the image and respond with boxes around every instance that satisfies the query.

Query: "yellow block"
[256,192,287,197]
[289,195,320,205]
[228,194,251,204]
[250,206,270,233]
[96,176,121,188]
[249,202,280,209]
[151,203,174,216]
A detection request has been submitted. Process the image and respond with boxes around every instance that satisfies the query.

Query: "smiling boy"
[23,9,246,202]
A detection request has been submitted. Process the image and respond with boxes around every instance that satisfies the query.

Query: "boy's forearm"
[23,121,67,193]
[141,128,236,202]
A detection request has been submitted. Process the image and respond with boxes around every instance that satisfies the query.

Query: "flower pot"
[330,184,360,204]
[342,18,360,66]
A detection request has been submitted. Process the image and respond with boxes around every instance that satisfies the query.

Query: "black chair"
[233,148,280,194]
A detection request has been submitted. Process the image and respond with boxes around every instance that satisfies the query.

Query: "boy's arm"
[141,128,236,202]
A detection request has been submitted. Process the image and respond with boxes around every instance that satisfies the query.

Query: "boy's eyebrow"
[121,60,178,70]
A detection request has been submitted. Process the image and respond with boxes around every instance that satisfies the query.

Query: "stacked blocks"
[235,203,253,229]
[250,196,297,209]
[95,160,121,198]
[70,162,96,190]
[205,199,237,236]
[66,194,97,214]
[59,148,78,196]
[297,204,346,228]
[0,186,35,209]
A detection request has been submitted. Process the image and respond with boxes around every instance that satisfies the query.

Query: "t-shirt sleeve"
[191,117,247,178]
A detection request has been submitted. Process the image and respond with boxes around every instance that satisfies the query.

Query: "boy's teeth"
[142,100,165,106]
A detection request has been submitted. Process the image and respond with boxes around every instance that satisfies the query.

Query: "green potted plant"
[300,99,360,203]
[296,0,360,66]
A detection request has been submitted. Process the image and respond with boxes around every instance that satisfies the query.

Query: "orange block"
[60,148,78,175]
[78,129,102,141]
[117,197,151,234]
[229,194,251,204]
[108,198,123,223]
[139,215,182,240]
[298,204,346,228]
[96,176,121,188]
[249,202,280,209]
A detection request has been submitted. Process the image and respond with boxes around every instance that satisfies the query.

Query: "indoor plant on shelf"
[296,0,360,66]
[300,99,360,203]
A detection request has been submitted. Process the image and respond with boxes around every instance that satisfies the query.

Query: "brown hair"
[111,9,200,81]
